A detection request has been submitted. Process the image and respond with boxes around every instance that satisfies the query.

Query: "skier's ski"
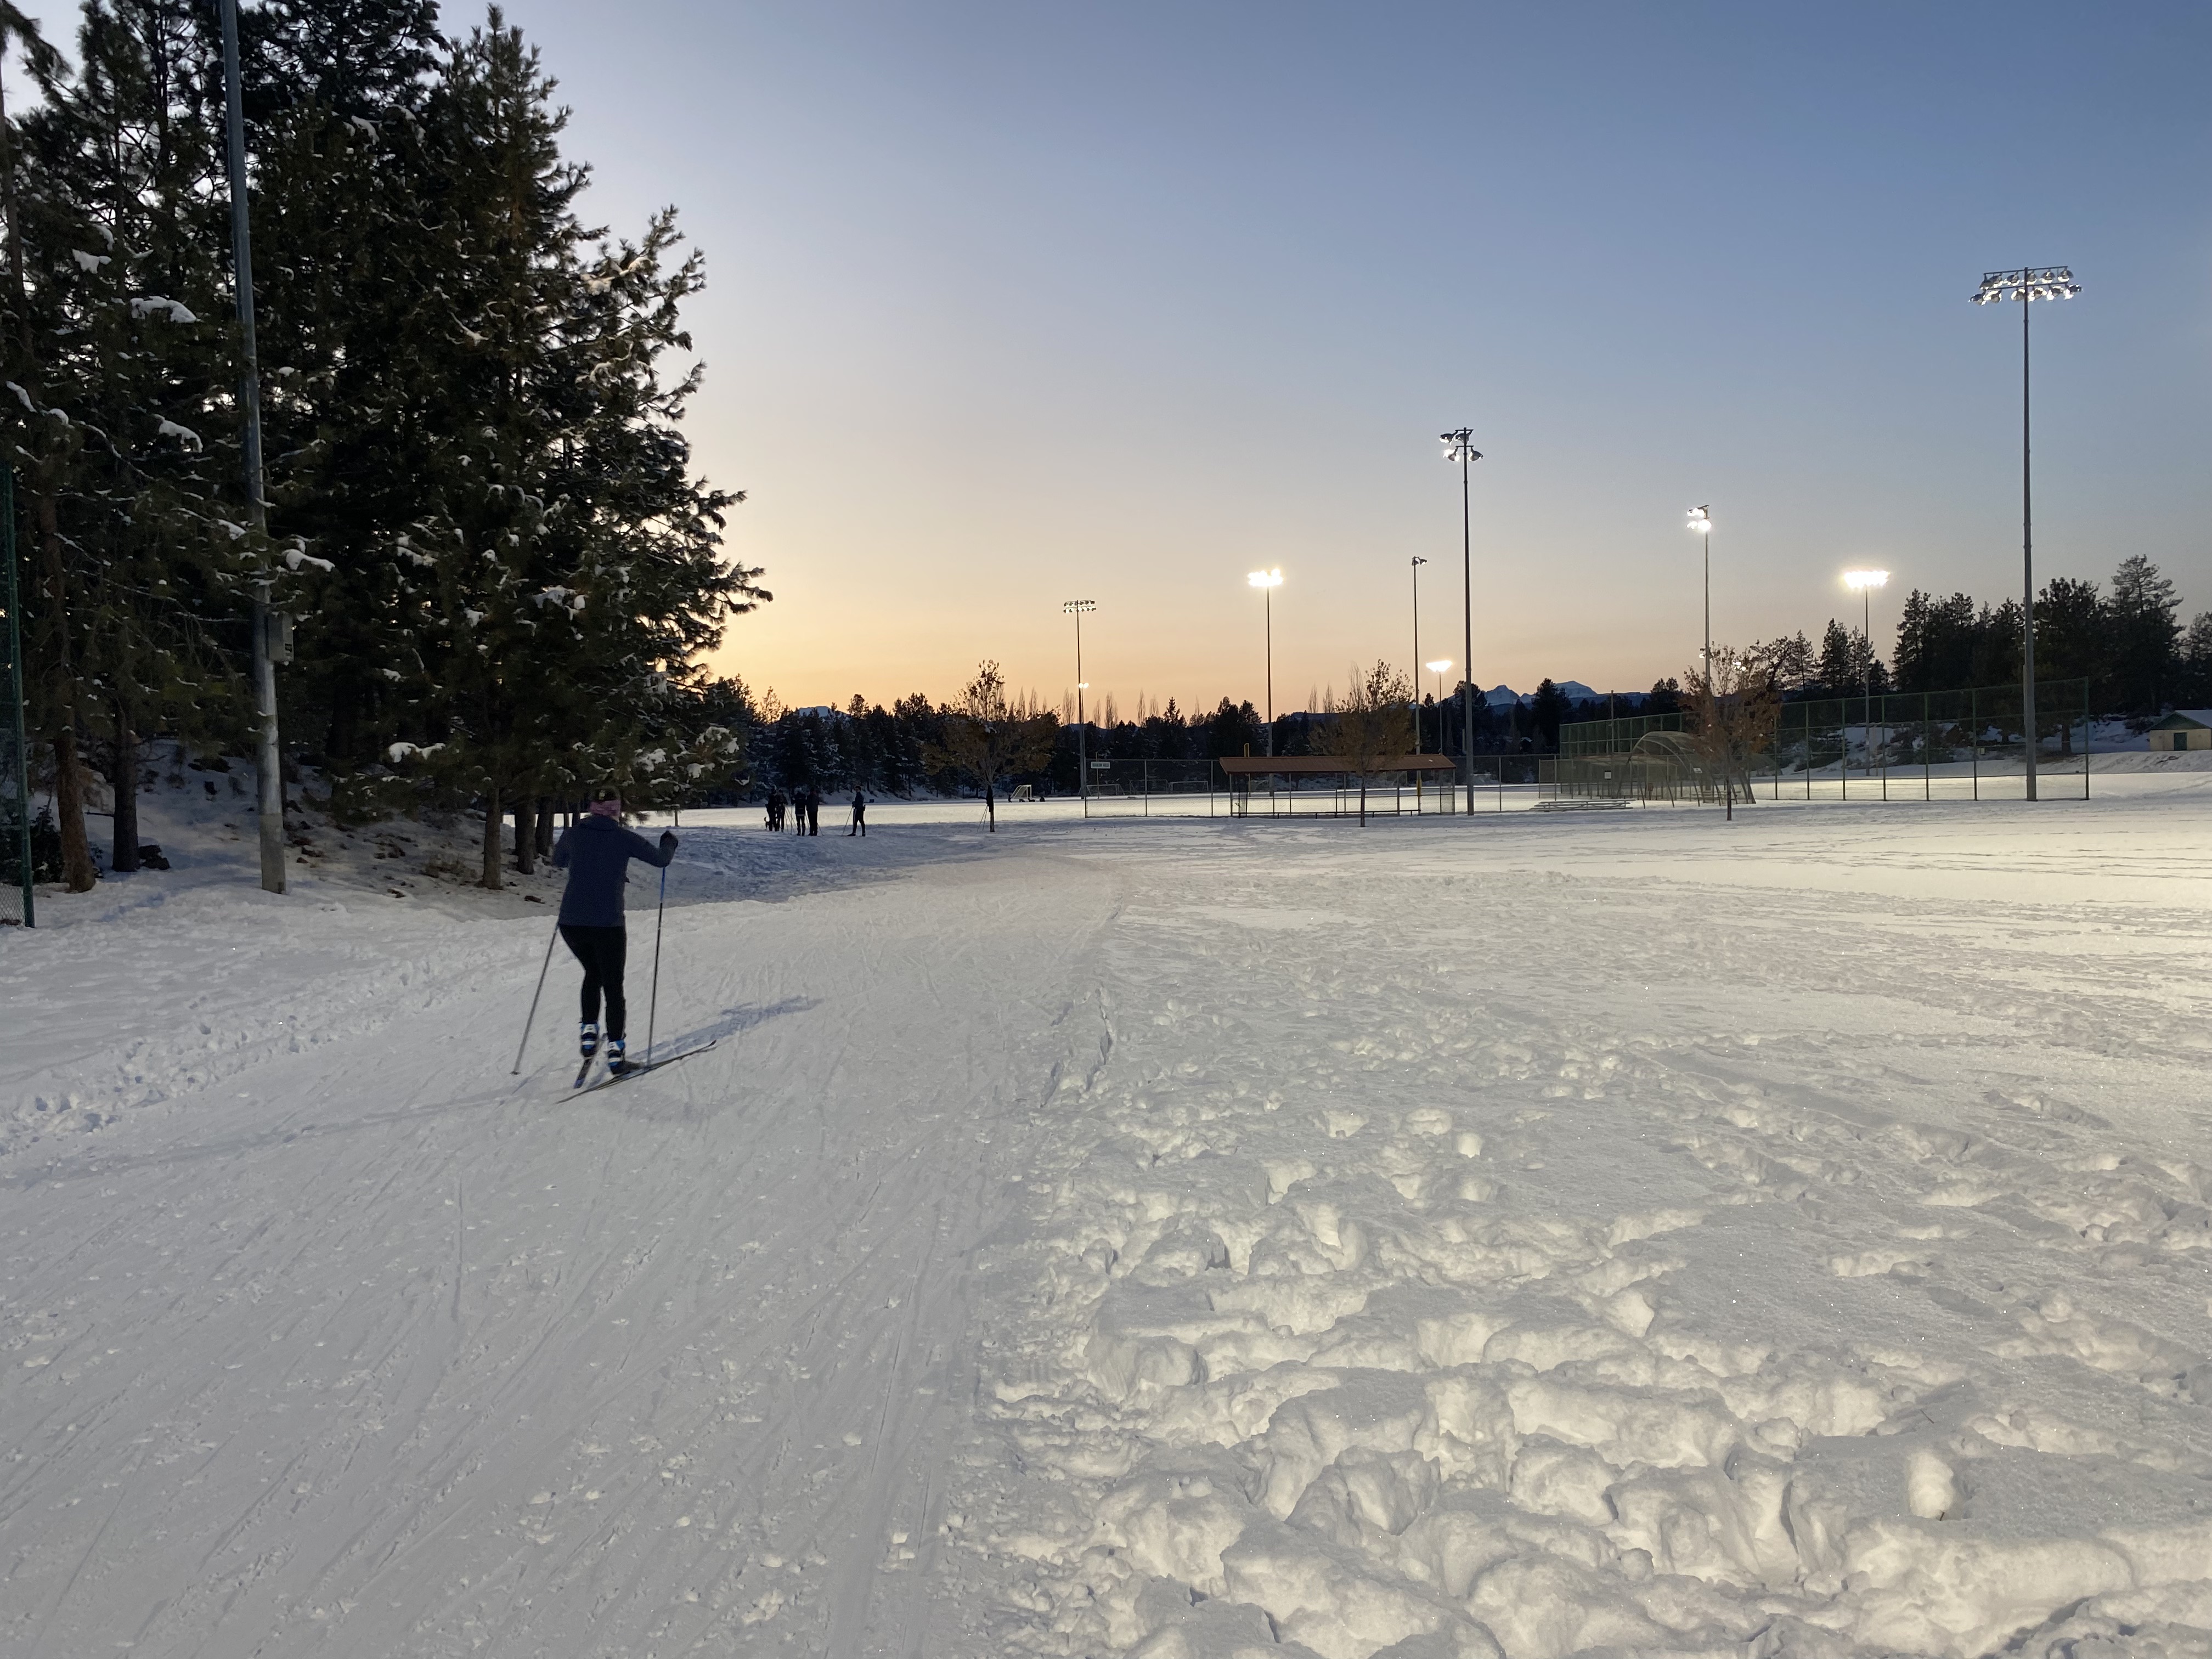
[584,1039,718,1092]
[573,1054,595,1088]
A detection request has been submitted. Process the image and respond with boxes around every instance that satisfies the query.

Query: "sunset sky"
[42,1,2212,714]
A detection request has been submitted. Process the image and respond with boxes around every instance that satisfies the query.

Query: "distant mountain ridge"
[1482,681,1622,708]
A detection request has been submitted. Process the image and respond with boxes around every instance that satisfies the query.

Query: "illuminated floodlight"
[1972,266,2081,304]
[1248,568,1283,589]
[1426,659,1452,674]
[1843,569,1890,591]
[1686,505,1712,535]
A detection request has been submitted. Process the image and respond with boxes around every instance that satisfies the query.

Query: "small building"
[2146,710,2212,752]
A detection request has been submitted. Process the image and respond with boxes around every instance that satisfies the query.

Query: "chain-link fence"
[2,468,34,926]
[1076,757,1544,817]
[1549,679,2095,807]
[1765,680,2091,801]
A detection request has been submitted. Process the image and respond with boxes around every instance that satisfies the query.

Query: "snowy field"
[5,781,2212,1657]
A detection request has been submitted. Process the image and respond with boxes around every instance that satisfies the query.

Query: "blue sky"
[37,1,2212,710]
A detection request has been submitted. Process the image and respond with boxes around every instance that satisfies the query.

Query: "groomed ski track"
[2,829,1123,1657]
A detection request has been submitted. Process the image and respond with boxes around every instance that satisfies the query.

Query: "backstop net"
[1549,680,2094,806]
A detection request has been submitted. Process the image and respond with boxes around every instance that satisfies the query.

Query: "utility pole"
[219,0,284,893]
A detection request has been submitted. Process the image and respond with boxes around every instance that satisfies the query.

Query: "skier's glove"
[660,831,679,851]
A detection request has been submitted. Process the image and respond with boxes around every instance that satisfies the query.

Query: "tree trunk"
[535,797,554,857]
[111,694,139,873]
[479,785,503,889]
[513,794,534,874]
[34,493,94,890]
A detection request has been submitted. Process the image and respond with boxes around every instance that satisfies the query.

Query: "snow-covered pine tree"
[386,18,761,887]
[20,0,266,874]
[0,3,99,890]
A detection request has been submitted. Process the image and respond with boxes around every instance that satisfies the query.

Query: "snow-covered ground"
[5,777,2211,1657]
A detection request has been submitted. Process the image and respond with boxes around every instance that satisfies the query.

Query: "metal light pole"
[219,0,284,893]
[1844,569,1889,777]
[1248,568,1281,756]
[1410,556,1426,746]
[1064,599,1094,809]
[1974,265,2080,802]
[1426,659,1452,760]
[1687,506,1712,680]
[1441,430,1482,812]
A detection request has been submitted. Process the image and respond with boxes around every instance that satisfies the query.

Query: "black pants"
[561,924,628,1039]
[849,811,865,836]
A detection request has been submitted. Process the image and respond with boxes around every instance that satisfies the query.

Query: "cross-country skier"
[849,789,867,837]
[552,788,676,1076]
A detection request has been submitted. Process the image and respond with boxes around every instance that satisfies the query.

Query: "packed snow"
[4,775,2211,1658]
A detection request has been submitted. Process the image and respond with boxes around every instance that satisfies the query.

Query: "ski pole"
[512,917,561,1074]
[645,863,667,1066]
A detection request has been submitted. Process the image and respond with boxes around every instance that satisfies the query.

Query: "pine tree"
[2107,554,2179,712]
[2033,577,2106,686]
[1,5,99,889]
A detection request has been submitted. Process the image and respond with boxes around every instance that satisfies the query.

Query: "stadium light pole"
[1064,600,1095,806]
[1426,659,1452,759]
[1441,430,1482,812]
[1974,264,2080,803]
[1410,556,1426,744]
[1686,507,1713,680]
[1844,570,1889,774]
[1248,569,1282,756]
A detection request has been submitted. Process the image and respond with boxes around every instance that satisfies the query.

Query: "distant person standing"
[551,787,676,1077]
[805,789,821,836]
[849,789,867,837]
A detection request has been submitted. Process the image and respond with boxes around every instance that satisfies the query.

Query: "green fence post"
[2083,679,2091,799]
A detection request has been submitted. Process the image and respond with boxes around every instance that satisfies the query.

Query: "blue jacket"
[552,815,675,928]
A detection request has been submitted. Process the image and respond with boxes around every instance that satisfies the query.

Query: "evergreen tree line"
[3,1,763,892]
[742,681,1590,800]
[1734,554,2196,711]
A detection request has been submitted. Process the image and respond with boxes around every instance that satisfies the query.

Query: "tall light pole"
[1248,569,1282,755]
[219,0,284,893]
[1441,430,1482,812]
[1064,600,1094,803]
[1844,569,1889,775]
[1426,659,1452,758]
[1974,265,2080,802]
[1410,556,1427,752]
[1686,506,1712,681]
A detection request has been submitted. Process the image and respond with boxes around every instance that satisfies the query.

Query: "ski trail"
[0,833,1120,1658]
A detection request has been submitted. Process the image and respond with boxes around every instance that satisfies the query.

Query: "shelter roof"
[1218,754,1458,775]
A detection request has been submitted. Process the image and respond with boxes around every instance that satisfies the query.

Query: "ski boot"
[605,1037,630,1077]
[579,1021,600,1059]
